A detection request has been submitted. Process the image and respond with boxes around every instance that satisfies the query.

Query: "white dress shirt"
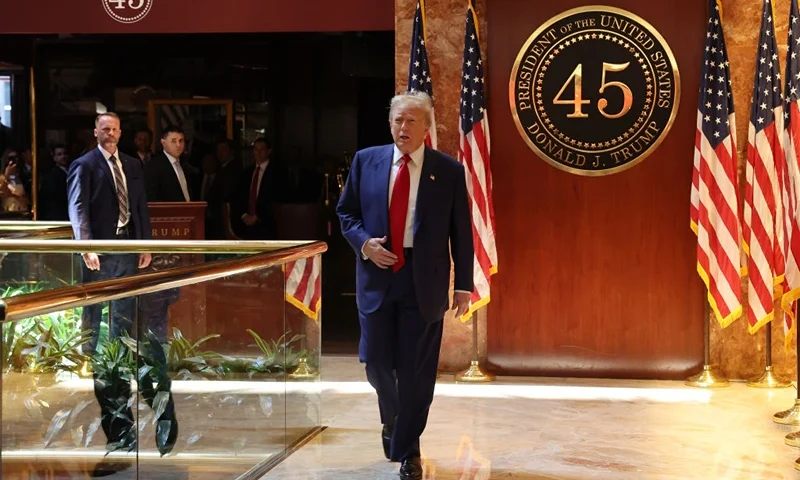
[165,152,191,202]
[98,146,129,228]
[360,144,423,258]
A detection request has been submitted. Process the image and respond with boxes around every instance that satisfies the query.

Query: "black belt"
[116,224,131,238]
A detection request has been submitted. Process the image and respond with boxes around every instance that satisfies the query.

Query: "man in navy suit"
[67,113,178,468]
[67,112,153,353]
[336,91,474,480]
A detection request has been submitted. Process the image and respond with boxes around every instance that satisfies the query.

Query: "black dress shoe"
[399,456,423,480]
[382,424,393,459]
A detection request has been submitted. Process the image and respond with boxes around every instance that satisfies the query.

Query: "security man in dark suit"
[67,112,153,350]
[141,125,191,343]
[145,125,193,203]
[67,112,177,467]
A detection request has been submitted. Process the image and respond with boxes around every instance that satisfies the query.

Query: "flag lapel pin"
[430,174,435,181]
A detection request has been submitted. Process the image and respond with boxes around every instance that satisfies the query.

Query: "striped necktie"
[109,155,130,226]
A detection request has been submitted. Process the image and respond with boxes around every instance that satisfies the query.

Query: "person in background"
[0,147,30,215]
[38,143,71,220]
[132,127,154,166]
[230,138,286,239]
[145,125,193,203]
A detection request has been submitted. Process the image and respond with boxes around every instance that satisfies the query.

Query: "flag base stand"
[685,365,730,388]
[774,400,800,425]
[747,324,791,388]
[455,360,495,383]
[685,302,729,388]
[289,357,318,380]
[746,366,791,388]
[786,430,800,447]
[454,314,495,383]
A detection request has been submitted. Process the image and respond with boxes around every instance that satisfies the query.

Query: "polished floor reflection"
[262,356,800,479]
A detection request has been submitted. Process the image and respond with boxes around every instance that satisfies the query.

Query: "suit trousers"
[358,249,444,462]
[138,288,179,343]
[81,252,139,354]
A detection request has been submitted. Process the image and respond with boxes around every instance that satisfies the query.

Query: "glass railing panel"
[133,264,289,478]
[284,254,322,449]
[2,303,129,478]
[0,241,326,479]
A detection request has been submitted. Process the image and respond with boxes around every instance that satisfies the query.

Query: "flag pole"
[746,319,791,388]
[685,299,729,387]
[455,309,494,382]
[774,303,800,433]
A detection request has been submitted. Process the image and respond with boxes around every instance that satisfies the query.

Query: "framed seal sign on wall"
[509,6,680,176]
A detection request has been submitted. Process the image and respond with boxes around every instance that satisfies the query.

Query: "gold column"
[29,66,37,220]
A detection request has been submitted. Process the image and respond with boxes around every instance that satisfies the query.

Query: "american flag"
[743,0,786,334]
[284,256,322,321]
[458,1,497,321]
[781,0,800,346]
[407,0,437,149]
[690,0,742,328]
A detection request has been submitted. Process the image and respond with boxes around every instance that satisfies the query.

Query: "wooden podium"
[145,202,207,341]
[148,201,206,240]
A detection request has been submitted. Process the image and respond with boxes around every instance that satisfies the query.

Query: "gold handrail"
[0,241,327,323]
[0,239,314,254]
[0,221,73,239]
[0,221,71,228]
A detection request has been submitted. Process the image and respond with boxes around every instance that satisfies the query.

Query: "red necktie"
[249,167,259,215]
[389,155,411,272]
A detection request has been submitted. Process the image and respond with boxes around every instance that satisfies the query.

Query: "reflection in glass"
[1,251,323,479]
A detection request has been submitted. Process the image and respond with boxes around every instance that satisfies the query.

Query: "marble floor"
[261,355,800,480]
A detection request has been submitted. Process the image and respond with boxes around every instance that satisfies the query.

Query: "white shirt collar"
[98,145,119,161]
[164,152,180,165]
[393,143,425,167]
[255,159,269,170]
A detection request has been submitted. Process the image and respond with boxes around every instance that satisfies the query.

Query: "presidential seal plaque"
[509,6,680,176]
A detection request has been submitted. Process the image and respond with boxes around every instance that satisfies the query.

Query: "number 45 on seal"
[554,62,633,120]
[107,0,146,9]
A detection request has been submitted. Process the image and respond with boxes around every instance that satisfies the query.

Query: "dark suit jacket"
[67,147,151,240]
[336,144,474,323]
[231,161,287,239]
[39,166,69,221]
[144,152,191,202]
[203,159,241,239]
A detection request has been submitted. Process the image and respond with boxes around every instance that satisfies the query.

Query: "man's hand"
[242,214,258,226]
[82,253,100,271]
[138,253,152,269]
[363,236,397,269]
[451,291,471,318]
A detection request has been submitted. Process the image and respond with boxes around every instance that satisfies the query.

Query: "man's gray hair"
[389,90,433,126]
